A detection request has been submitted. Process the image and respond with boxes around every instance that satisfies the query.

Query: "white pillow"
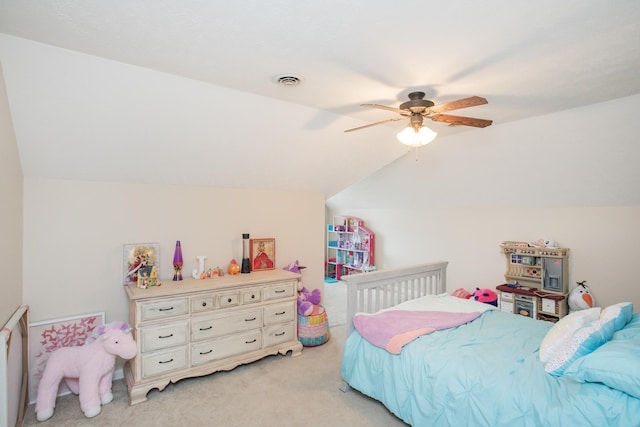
[599,302,633,332]
[539,307,601,363]
[544,303,631,376]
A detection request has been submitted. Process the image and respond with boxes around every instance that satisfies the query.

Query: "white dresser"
[124,269,302,404]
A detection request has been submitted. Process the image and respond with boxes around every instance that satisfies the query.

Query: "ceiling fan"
[345,91,492,146]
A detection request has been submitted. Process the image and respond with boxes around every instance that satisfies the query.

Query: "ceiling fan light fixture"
[397,126,437,147]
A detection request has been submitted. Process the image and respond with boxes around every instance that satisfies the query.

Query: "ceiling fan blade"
[430,114,493,128]
[429,96,488,114]
[361,104,410,115]
[344,117,405,132]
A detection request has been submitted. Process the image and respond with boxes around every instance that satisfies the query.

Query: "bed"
[340,262,640,427]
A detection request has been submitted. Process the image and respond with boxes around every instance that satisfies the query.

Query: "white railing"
[341,262,448,335]
[1,304,29,427]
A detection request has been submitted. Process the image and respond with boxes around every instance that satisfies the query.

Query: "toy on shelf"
[35,322,137,421]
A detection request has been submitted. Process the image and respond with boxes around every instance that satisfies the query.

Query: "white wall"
[23,178,326,324]
[327,95,640,310]
[0,63,23,326]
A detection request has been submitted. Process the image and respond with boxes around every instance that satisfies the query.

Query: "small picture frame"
[250,238,276,271]
[123,243,161,287]
[28,312,105,403]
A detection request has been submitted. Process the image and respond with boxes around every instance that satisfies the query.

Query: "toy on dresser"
[35,322,137,421]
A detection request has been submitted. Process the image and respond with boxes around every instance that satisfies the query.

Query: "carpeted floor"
[23,322,408,427]
[322,279,347,327]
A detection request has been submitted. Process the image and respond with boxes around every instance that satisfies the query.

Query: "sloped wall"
[0,63,23,326]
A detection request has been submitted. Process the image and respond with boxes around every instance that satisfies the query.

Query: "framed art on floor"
[28,312,105,403]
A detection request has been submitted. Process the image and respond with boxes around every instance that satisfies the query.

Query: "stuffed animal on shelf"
[297,286,322,316]
[472,288,498,307]
[568,281,594,312]
[35,321,137,421]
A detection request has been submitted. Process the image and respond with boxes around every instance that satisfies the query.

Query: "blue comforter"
[341,310,640,427]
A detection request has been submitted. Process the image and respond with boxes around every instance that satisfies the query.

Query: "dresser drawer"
[263,281,296,301]
[140,321,189,353]
[191,294,216,313]
[191,330,262,366]
[140,298,189,321]
[241,288,262,305]
[263,322,296,347]
[218,292,239,308]
[263,301,295,325]
[191,308,262,341]
[142,346,188,378]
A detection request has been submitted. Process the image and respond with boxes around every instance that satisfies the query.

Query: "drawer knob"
[202,302,207,307]
[275,332,285,337]
[158,306,174,312]
[275,311,286,316]
[158,358,174,364]
[245,317,257,322]
[227,298,232,303]
[245,339,257,344]
[158,333,174,339]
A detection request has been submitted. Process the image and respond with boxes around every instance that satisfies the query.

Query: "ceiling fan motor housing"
[400,91,435,113]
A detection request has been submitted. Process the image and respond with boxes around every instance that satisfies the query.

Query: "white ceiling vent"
[274,74,304,87]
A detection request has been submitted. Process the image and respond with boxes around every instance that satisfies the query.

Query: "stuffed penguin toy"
[568,281,594,312]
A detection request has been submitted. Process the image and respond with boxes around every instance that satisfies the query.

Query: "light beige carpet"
[322,280,347,326]
[23,323,408,427]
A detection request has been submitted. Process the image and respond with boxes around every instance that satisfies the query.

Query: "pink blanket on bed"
[353,310,482,354]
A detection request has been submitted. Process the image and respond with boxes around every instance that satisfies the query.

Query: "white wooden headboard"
[341,262,448,335]
[1,305,28,427]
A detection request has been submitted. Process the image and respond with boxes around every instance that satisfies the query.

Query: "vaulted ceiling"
[1,1,639,197]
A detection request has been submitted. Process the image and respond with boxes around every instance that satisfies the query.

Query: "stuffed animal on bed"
[35,321,137,421]
[568,281,594,312]
[452,288,472,299]
[472,288,498,307]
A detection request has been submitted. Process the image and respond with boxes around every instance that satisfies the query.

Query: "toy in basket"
[297,287,330,347]
[284,260,330,346]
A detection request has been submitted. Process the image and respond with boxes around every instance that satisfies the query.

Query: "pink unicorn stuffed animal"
[35,322,137,421]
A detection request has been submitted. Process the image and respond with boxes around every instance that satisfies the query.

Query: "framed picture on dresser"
[122,243,160,287]
[250,238,275,271]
